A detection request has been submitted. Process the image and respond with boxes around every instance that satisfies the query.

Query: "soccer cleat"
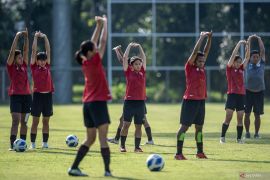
[196,152,208,159]
[245,132,251,139]
[120,146,127,152]
[30,142,36,149]
[42,142,48,149]
[220,137,225,144]
[8,147,14,151]
[134,147,143,153]
[174,154,187,160]
[104,171,112,177]
[107,138,119,144]
[68,168,88,176]
[237,139,244,144]
[254,134,261,139]
[144,140,154,145]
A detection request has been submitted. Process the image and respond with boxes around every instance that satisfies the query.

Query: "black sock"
[101,147,110,172]
[31,133,37,143]
[20,134,26,140]
[120,136,127,148]
[115,128,121,141]
[10,135,16,148]
[196,131,203,153]
[237,126,243,140]
[176,132,185,155]
[221,123,229,137]
[135,138,141,149]
[43,133,49,142]
[71,145,89,169]
[145,127,153,141]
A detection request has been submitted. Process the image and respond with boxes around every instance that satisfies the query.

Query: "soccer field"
[0,103,270,180]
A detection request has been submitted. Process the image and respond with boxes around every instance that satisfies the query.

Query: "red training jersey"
[82,53,111,102]
[124,66,146,100]
[31,63,54,93]
[6,62,31,95]
[226,64,245,95]
[183,62,207,100]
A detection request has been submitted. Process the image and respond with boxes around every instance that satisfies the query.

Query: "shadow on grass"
[209,158,270,164]
[95,176,143,180]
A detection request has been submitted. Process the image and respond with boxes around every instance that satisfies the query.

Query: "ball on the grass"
[13,139,27,152]
[146,154,165,171]
[66,135,79,147]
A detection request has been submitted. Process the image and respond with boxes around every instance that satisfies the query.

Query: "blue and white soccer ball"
[66,135,79,147]
[146,154,165,171]
[13,139,27,152]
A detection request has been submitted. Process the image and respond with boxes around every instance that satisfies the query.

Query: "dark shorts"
[123,100,145,124]
[225,94,245,111]
[10,95,32,113]
[245,90,264,115]
[83,101,110,128]
[31,92,53,117]
[180,99,205,127]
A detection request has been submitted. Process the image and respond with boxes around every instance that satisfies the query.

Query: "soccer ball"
[13,139,27,152]
[66,135,79,147]
[146,154,165,171]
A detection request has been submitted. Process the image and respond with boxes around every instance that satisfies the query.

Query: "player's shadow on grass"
[95,176,143,180]
[210,158,270,164]
[35,149,100,156]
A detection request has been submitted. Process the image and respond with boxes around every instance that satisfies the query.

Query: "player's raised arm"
[256,35,265,61]
[136,43,146,70]
[187,32,208,65]
[123,43,133,71]
[91,16,103,45]
[228,40,245,68]
[202,31,212,61]
[243,37,251,69]
[42,33,51,64]
[113,45,124,64]
[31,31,39,65]
[7,32,22,65]
[98,15,107,59]
[22,28,29,65]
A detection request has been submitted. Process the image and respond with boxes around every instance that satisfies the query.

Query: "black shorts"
[180,99,205,127]
[245,90,264,115]
[123,100,145,124]
[225,94,245,111]
[10,95,32,113]
[31,92,53,117]
[83,101,110,128]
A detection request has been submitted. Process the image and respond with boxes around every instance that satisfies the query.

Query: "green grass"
[0,103,270,180]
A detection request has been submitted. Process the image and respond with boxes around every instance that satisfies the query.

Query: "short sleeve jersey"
[82,53,112,102]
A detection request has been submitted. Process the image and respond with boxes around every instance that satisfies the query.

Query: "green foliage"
[0,104,270,179]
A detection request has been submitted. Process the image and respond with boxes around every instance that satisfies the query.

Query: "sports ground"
[0,103,269,180]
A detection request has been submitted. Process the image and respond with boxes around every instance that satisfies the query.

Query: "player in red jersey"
[29,31,54,149]
[68,15,112,177]
[6,29,31,150]
[220,38,250,144]
[175,31,212,160]
[107,45,154,145]
[119,42,147,153]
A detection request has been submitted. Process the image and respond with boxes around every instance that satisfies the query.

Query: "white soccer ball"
[13,139,27,152]
[146,154,165,171]
[66,135,79,147]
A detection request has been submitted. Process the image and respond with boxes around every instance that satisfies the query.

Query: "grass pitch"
[0,103,270,180]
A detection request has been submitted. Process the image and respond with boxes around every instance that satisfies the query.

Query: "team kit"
[6,15,265,176]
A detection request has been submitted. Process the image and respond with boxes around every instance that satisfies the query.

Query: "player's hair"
[15,50,21,57]
[250,50,259,56]
[234,55,242,62]
[130,56,142,65]
[197,51,205,57]
[75,40,95,65]
[37,52,47,61]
